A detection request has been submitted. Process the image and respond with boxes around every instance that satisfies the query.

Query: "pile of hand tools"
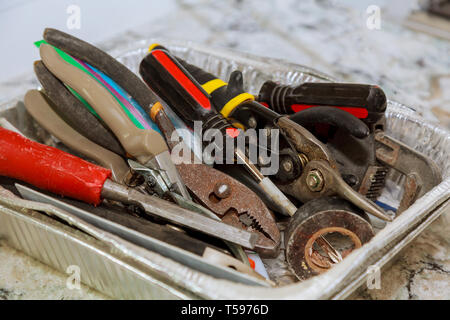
[0,28,441,284]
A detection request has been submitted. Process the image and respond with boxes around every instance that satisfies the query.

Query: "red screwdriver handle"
[0,127,111,205]
[140,47,239,138]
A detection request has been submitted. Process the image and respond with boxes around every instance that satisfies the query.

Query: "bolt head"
[306,170,324,191]
[214,183,232,199]
[248,117,257,128]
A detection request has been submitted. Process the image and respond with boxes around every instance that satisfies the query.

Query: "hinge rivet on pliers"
[214,182,232,199]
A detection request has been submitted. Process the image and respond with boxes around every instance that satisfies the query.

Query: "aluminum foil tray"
[0,39,449,299]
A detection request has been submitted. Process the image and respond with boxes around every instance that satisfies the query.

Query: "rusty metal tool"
[149,102,281,258]
[139,46,298,218]
[251,75,442,212]
[0,126,257,248]
[374,131,442,213]
[38,43,191,201]
[285,197,374,280]
[23,89,260,260]
[162,52,391,222]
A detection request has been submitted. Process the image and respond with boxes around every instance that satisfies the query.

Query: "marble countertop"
[0,0,449,299]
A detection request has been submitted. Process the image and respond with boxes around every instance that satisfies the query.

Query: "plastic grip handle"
[39,43,168,165]
[0,127,111,205]
[140,49,215,125]
[258,81,387,124]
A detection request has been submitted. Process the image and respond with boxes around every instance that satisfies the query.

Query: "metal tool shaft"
[235,148,297,216]
[146,150,191,200]
[101,179,257,248]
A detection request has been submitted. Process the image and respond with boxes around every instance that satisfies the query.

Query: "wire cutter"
[37,41,191,201]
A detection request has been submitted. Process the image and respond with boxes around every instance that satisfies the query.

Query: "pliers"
[37,38,191,201]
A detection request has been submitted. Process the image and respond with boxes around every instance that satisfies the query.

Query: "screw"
[306,170,324,192]
[282,159,293,172]
[214,183,232,199]
[248,117,257,128]
[146,176,157,188]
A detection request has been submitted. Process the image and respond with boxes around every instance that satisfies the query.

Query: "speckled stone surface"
[0,0,448,299]
[0,242,106,300]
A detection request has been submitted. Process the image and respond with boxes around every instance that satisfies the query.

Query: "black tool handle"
[258,81,387,124]
[140,48,230,131]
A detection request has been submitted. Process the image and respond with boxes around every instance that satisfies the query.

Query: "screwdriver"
[258,82,387,126]
[0,127,256,248]
[39,43,191,201]
[139,48,297,217]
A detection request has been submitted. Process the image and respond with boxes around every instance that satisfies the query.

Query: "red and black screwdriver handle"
[0,127,111,205]
[139,46,240,138]
[258,81,387,125]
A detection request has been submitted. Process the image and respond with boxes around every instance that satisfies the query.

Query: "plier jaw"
[174,162,282,258]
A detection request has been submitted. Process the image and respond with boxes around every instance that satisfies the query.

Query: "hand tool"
[230,71,441,211]
[151,46,392,222]
[24,89,130,183]
[39,43,191,201]
[0,126,256,248]
[43,28,161,115]
[23,89,257,261]
[139,47,298,218]
[374,131,442,213]
[33,60,126,156]
[149,102,281,257]
[153,54,391,281]
[38,31,195,156]
[256,80,442,211]
[35,40,152,131]
[256,80,390,200]
[285,197,374,280]
[258,81,387,127]
[2,185,269,286]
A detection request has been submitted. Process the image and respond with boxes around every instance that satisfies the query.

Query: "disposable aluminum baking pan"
[0,39,448,299]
